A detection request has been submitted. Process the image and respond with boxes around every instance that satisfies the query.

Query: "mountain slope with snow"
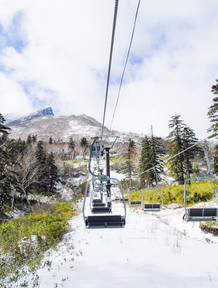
[5,107,145,144]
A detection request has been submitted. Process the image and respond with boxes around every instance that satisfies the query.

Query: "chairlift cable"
[136,136,209,178]
[110,0,141,131]
[101,0,119,138]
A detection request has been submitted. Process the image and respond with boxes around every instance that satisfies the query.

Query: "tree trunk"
[22,188,33,212]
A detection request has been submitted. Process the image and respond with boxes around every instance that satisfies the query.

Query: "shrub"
[161,181,217,205]
[0,201,76,283]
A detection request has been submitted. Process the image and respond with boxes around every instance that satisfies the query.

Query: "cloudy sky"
[0,0,218,139]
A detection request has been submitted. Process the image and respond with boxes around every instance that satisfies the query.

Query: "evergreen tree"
[0,114,12,215]
[139,129,164,186]
[35,141,47,191]
[45,152,59,192]
[182,126,199,179]
[149,128,164,184]
[139,136,153,185]
[27,134,32,145]
[0,113,10,136]
[207,78,218,138]
[69,138,75,150]
[80,137,88,159]
[213,144,218,174]
[32,135,37,142]
[124,139,136,180]
[167,115,198,184]
[167,115,185,184]
[35,141,46,165]
[49,137,53,144]
[69,137,75,159]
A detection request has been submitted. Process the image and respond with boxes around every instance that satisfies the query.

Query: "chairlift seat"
[184,208,218,221]
[143,203,161,211]
[91,207,111,213]
[85,215,125,228]
[93,199,102,203]
[120,198,128,202]
[92,203,106,207]
[130,201,142,206]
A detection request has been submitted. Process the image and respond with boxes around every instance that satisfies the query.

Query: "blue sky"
[0,0,218,140]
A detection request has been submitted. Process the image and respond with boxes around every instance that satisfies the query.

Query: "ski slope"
[18,202,218,288]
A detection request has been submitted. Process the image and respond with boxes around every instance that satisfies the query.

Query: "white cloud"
[0,71,33,114]
[0,0,218,139]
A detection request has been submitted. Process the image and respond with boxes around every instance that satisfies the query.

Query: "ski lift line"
[101,0,119,138]
[136,137,209,178]
[110,0,141,131]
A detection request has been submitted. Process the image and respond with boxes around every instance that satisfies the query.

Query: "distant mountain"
[4,107,54,125]
[6,107,144,145]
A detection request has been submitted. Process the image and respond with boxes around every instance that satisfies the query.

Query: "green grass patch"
[162,181,217,206]
[0,201,76,284]
[124,181,218,206]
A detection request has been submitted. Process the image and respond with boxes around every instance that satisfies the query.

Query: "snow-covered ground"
[12,201,218,288]
[5,165,218,288]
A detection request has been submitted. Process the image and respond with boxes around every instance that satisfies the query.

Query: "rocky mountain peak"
[5,107,54,125]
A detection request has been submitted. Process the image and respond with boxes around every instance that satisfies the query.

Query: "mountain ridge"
[5,107,145,144]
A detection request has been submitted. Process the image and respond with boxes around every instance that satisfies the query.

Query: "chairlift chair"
[83,136,126,228]
[126,177,142,206]
[128,188,142,206]
[183,144,218,222]
[142,168,163,211]
[83,177,126,228]
[142,186,163,211]
[91,185,111,213]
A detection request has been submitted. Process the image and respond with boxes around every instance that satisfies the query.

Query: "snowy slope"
[11,201,218,288]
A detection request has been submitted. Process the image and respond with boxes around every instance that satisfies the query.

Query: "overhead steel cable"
[110,0,141,131]
[101,0,119,138]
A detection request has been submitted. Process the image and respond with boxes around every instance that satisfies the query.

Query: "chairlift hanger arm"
[92,135,119,150]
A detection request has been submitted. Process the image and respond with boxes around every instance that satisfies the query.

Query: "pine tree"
[124,139,136,180]
[182,126,199,180]
[69,137,75,159]
[45,152,59,192]
[149,128,164,184]
[213,144,218,174]
[80,137,88,159]
[32,135,37,142]
[167,115,199,184]
[167,115,185,184]
[27,134,32,145]
[0,113,10,136]
[69,138,75,150]
[207,78,218,138]
[139,136,153,185]
[35,141,46,165]
[49,137,53,144]
[139,129,164,186]
[35,141,47,192]
[0,114,12,215]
